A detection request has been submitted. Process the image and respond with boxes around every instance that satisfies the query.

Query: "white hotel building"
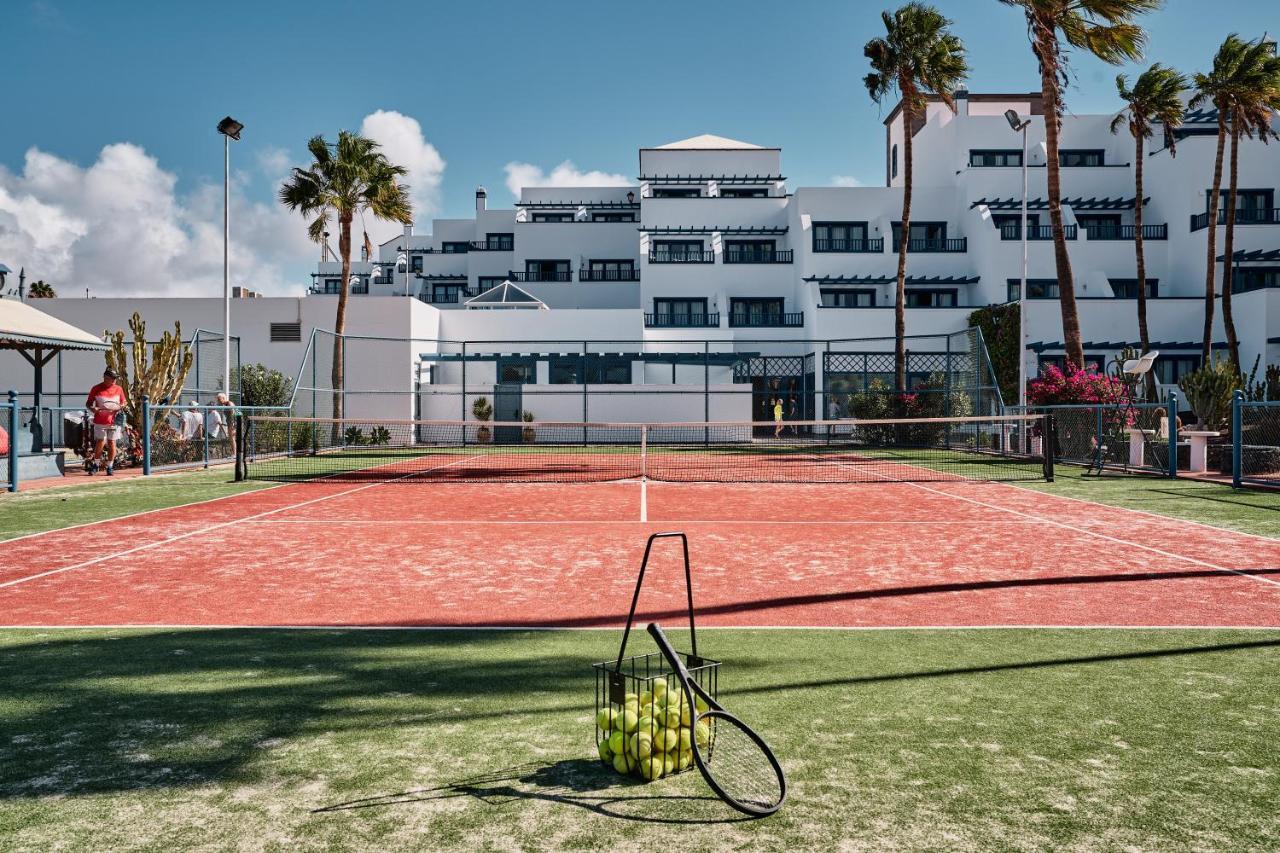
[5,90,1279,423]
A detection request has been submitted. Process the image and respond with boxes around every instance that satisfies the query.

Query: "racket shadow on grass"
[312,758,753,825]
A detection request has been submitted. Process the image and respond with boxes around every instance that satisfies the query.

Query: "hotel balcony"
[813,238,884,253]
[644,312,721,328]
[723,249,794,264]
[579,268,641,281]
[891,237,968,253]
[728,312,805,328]
[1083,224,1168,240]
[1190,208,1280,231]
[648,250,716,264]
[508,270,573,282]
[999,225,1077,240]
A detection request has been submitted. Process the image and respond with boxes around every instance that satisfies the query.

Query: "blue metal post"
[203,406,211,468]
[1166,392,1178,479]
[1232,390,1243,487]
[141,395,152,476]
[7,390,18,492]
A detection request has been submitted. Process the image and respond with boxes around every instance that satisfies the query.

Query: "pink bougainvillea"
[1027,363,1130,407]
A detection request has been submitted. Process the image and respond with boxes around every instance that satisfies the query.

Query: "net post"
[1042,413,1055,482]
[641,423,648,480]
[1232,389,1243,488]
[1166,392,1178,479]
[141,395,152,476]
[234,414,245,482]
[6,390,17,493]
[203,405,211,469]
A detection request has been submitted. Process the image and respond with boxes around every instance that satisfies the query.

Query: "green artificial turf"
[0,469,271,541]
[0,628,1276,851]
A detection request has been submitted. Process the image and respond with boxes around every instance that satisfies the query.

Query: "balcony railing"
[813,238,883,253]
[422,292,464,304]
[372,275,393,285]
[644,312,720,328]
[999,225,1077,240]
[728,312,804,328]
[1083,224,1168,240]
[469,240,514,251]
[724,249,794,264]
[308,284,367,295]
[648,251,715,264]
[891,237,968,253]
[579,268,641,281]
[1190,207,1280,231]
[508,270,572,282]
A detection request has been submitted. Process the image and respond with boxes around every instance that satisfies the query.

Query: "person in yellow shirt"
[772,397,784,437]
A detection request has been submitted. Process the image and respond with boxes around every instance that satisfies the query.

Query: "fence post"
[1232,389,1244,488]
[1166,392,1178,478]
[203,406,211,468]
[7,390,18,492]
[140,395,152,476]
[1095,404,1104,470]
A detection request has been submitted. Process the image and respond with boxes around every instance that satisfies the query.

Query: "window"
[720,188,768,198]
[351,277,369,294]
[891,144,898,179]
[891,221,946,250]
[725,239,776,262]
[1153,355,1202,384]
[441,242,470,253]
[650,240,705,261]
[524,259,571,281]
[591,211,637,222]
[410,255,423,273]
[531,212,574,222]
[1059,149,1105,167]
[477,276,505,293]
[432,283,463,303]
[1211,189,1275,219]
[1108,278,1159,298]
[497,358,536,384]
[905,289,957,308]
[651,187,701,198]
[549,355,632,384]
[821,289,875,307]
[269,322,301,342]
[1007,279,1060,300]
[653,298,710,326]
[813,221,869,251]
[993,214,1040,236]
[1078,214,1122,237]
[322,278,340,294]
[586,260,636,281]
[969,149,1022,167]
[730,297,784,319]
[1232,267,1280,293]
[485,233,513,250]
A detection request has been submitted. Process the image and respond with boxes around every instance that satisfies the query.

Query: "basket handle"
[613,532,698,673]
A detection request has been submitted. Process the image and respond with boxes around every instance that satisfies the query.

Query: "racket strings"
[703,716,783,810]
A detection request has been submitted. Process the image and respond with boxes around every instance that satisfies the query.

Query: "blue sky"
[1,0,1276,296]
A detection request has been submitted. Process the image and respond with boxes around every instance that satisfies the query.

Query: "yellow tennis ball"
[694,721,711,748]
[630,732,655,759]
[598,740,613,763]
[656,727,679,753]
[650,679,669,699]
[678,727,693,752]
[619,709,639,733]
[613,751,637,775]
[608,729,625,755]
[637,714,657,736]
[659,707,682,729]
[596,708,617,731]
[624,692,639,704]
[622,699,640,719]
[677,749,693,770]
[681,704,692,726]
[696,697,709,713]
[639,756,664,781]
[639,690,654,708]
[663,752,678,775]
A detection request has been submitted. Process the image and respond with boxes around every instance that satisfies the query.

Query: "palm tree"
[1001,0,1158,371]
[865,2,967,393]
[280,132,413,422]
[28,280,55,298]
[1196,36,1280,372]
[1110,64,1187,400]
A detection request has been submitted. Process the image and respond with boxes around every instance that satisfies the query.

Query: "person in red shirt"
[86,368,129,475]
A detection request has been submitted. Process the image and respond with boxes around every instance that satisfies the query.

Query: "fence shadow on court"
[311,759,751,825]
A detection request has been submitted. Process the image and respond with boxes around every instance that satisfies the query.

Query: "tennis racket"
[646,622,786,816]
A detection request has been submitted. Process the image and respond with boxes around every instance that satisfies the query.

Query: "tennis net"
[237,414,1052,484]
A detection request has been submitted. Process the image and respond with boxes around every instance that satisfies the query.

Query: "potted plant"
[472,397,493,443]
[520,409,536,443]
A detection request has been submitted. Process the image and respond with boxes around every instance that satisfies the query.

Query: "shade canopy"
[0,299,108,352]
[463,281,547,310]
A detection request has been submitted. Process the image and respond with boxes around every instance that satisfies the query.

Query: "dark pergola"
[1,299,108,450]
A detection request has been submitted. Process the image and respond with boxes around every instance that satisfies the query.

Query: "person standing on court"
[86,367,129,475]
[773,397,784,437]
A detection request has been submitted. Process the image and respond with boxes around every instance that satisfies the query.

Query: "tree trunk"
[1133,131,1156,401]
[1201,117,1226,364]
[895,97,914,395]
[333,213,353,437]
[1221,122,1241,373]
[1037,33,1083,370]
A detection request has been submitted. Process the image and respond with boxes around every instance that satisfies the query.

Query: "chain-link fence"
[1233,395,1280,487]
[1031,402,1179,475]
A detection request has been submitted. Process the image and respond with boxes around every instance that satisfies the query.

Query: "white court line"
[240,518,1049,525]
[0,455,482,590]
[6,623,1279,631]
[640,477,647,522]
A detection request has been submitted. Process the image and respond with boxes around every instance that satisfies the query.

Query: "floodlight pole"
[1018,120,1029,416]
[217,116,243,401]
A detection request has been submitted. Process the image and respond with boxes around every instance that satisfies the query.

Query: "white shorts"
[93,423,121,441]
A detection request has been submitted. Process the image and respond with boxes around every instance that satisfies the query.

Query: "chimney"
[476,186,487,212]
[403,223,413,238]
[954,85,969,116]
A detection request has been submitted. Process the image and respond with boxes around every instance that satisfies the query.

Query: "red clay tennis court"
[2,469,1277,629]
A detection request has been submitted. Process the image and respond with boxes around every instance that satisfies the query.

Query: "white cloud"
[831,175,864,187]
[360,110,445,239]
[0,143,314,298]
[503,159,631,198]
[255,145,292,178]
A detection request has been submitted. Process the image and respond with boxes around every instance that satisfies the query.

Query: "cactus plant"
[1178,355,1240,430]
[104,312,194,432]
